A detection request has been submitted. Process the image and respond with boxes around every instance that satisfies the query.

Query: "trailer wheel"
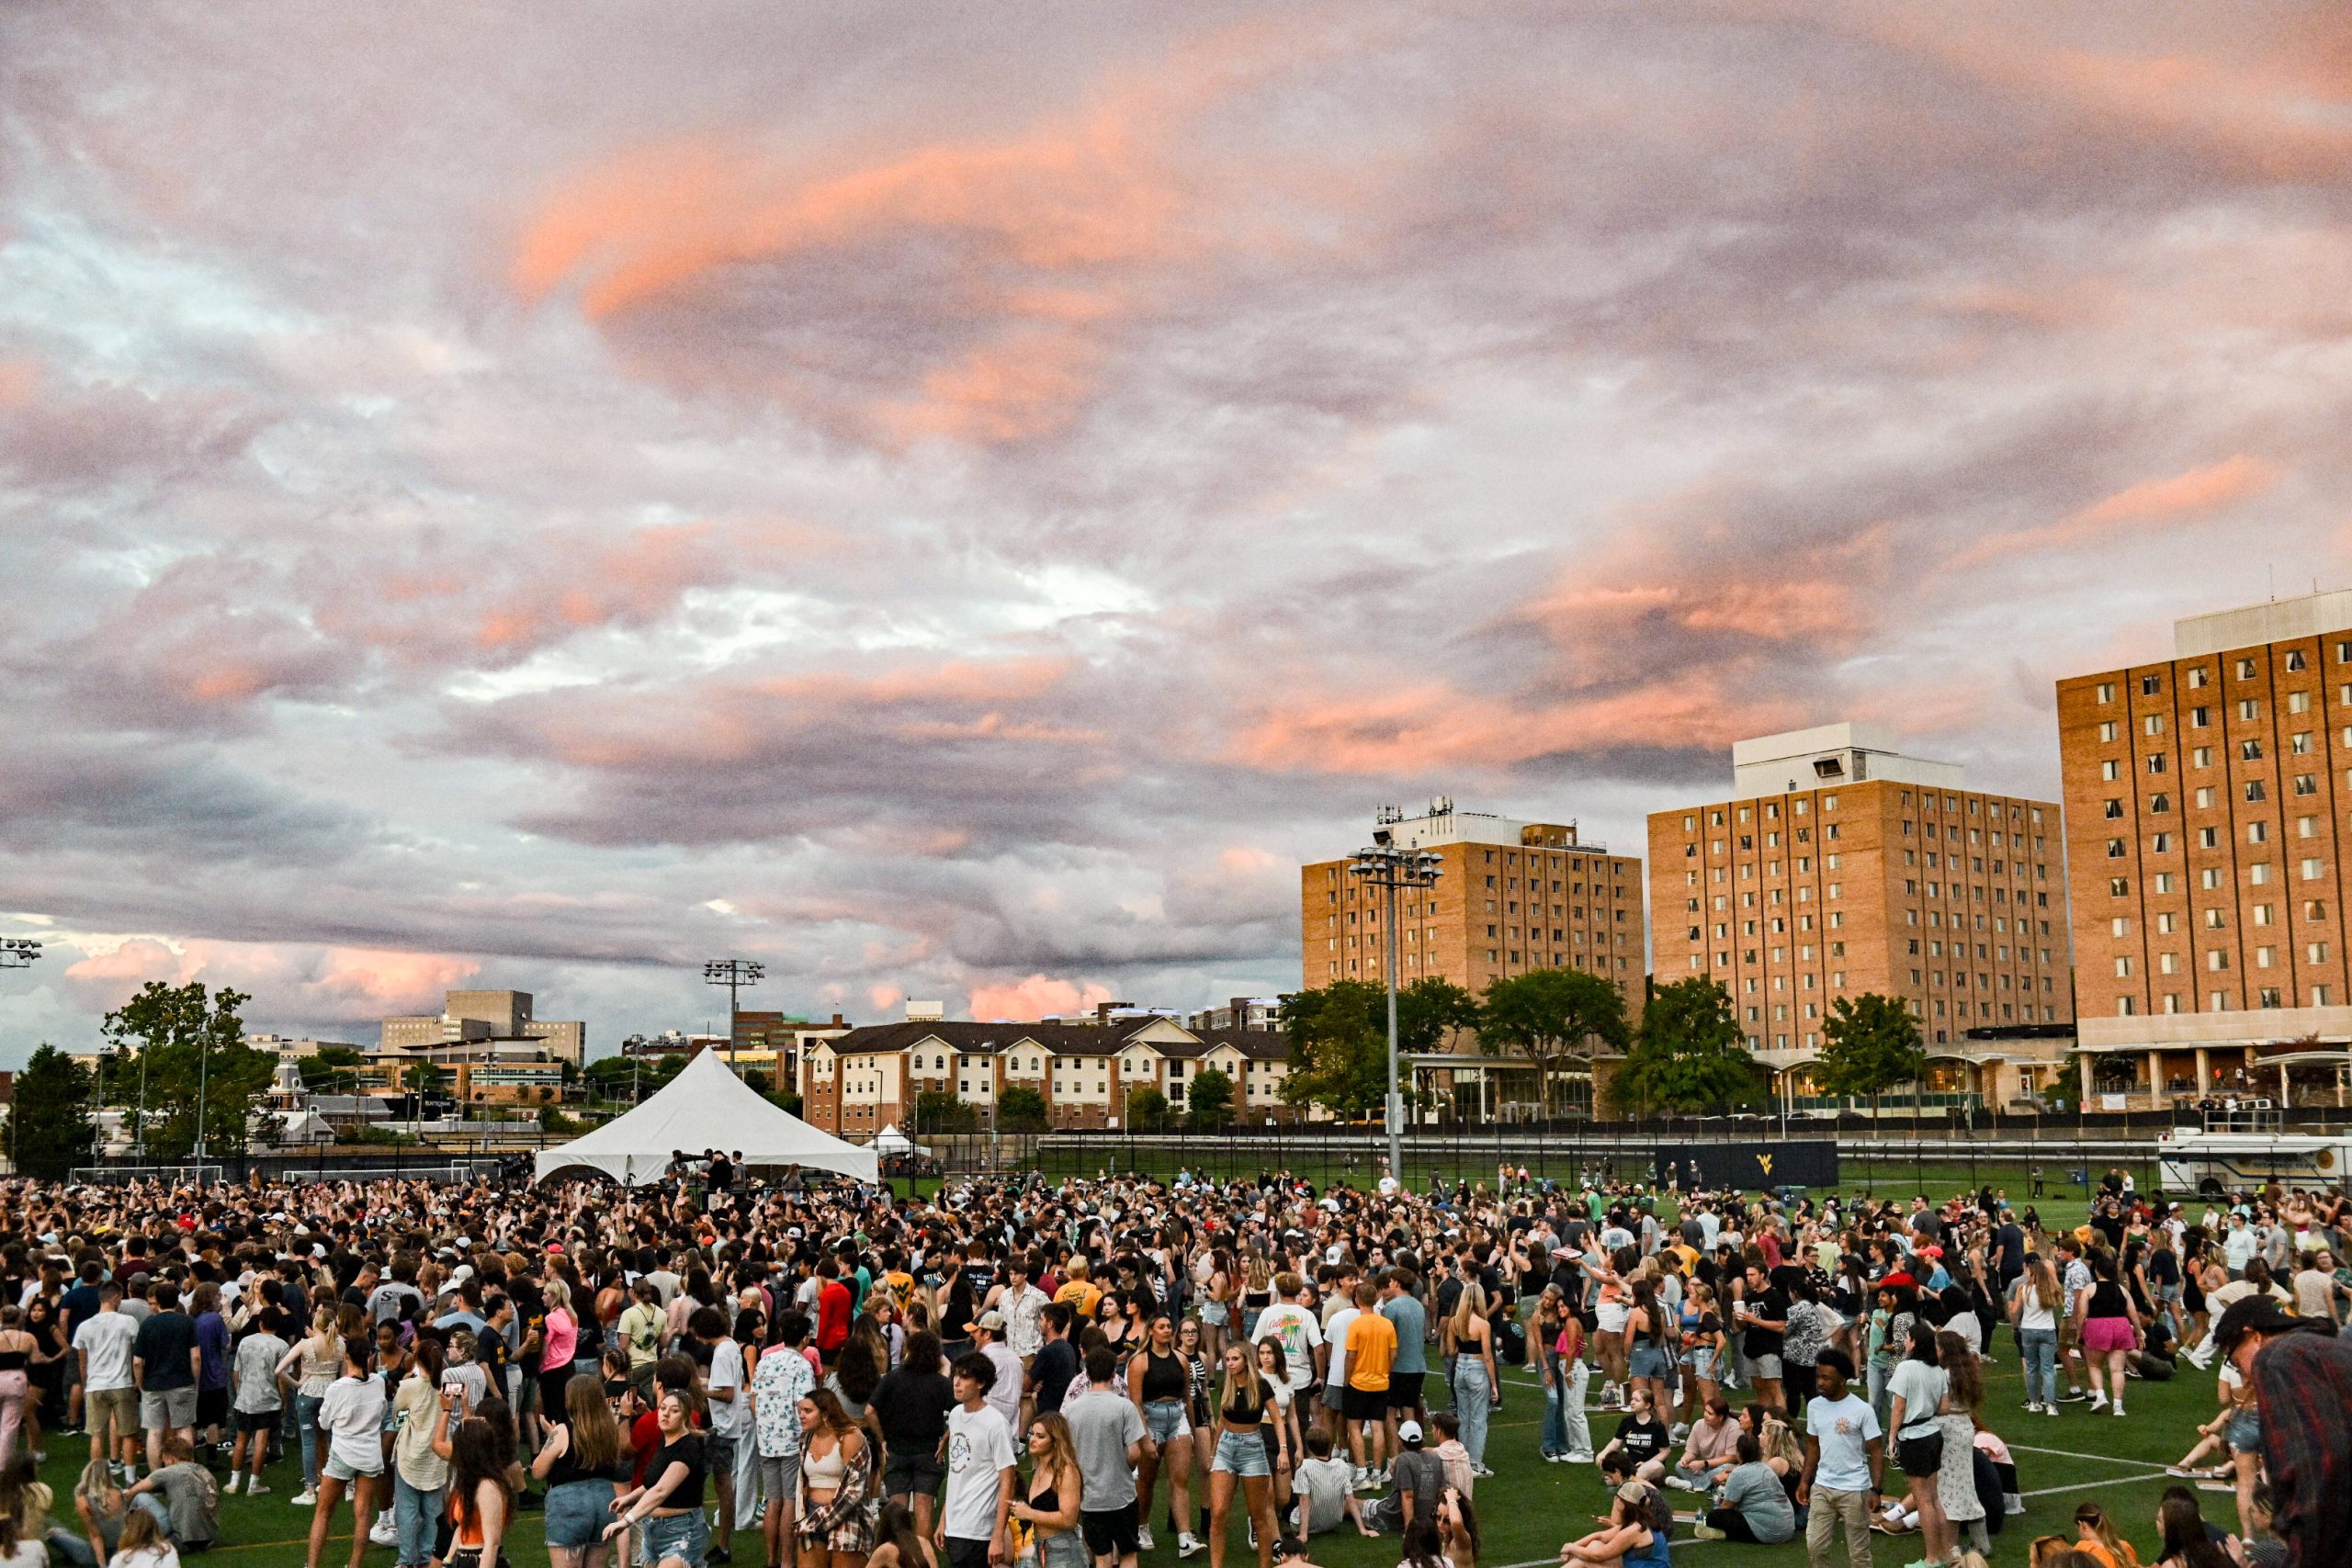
[2199,1176,2225,1198]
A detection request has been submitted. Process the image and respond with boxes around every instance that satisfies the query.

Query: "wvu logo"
[1758,1155,1774,1176]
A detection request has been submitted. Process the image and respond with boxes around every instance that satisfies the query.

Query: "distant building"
[243,1034,366,1059]
[379,989,585,1065]
[1647,723,2072,1110]
[1187,998,1283,1032]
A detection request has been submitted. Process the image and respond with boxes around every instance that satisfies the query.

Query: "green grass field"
[73,1330,2226,1568]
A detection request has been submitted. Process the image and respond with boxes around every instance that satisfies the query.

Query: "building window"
[2286,649,2308,671]
[2096,682,2116,703]
[2141,674,2162,694]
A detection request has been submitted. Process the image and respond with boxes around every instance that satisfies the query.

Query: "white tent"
[535,1049,878,1186]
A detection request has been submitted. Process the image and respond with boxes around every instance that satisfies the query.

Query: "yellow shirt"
[1346,1311,1397,1392]
[1055,1280,1102,1319]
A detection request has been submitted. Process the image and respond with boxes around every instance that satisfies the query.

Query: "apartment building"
[1299,800,1645,1010]
[800,1013,1294,1135]
[1647,724,2072,1105]
[2061,591,2352,1103]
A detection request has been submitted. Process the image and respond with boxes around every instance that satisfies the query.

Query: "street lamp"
[1349,836,1443,1188]
[704,960,765,1064]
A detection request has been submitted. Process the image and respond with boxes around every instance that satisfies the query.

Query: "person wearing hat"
[1365,1418,1442,1537]
[2214,1293,2352,1564]
[972,1311,1022,1434]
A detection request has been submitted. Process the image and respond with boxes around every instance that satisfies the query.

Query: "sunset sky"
[4,4,2348,1057]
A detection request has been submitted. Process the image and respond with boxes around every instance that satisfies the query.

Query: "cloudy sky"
[3,4,2347,1060]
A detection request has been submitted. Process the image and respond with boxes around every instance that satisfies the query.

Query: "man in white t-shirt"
[1800,1349,1882,1568]
[74,1283,141,1483]
[699,1311,754,1543]
[1252,1276,1325,1397]
[943,1352,1018,1568]
[1321,1285,1360,1447]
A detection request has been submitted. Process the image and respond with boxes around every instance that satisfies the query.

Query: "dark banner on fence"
[1652,1141,1838,1190]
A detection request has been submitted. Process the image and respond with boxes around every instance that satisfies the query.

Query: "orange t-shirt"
[1346,1311,1397,1391]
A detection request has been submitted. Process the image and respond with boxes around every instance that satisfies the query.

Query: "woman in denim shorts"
[1205,1346,1278,1568]
[604,1392,708,1568]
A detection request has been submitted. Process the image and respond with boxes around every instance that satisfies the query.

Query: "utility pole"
[1,942,44,1177]
[1349,826,1443,1190]
[704,960,765,1065]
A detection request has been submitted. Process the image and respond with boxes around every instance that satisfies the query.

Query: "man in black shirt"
[870,1330,957,1538]
[131,1280,199,1472]
[1029,1303,1080,1416]
[1736,1263,1790,1411]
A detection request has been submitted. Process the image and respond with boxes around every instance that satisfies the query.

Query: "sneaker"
[1470,1464,1494,1479]
[2088,1392,2109,1409]
[370,1517,400,1547]
[1668,1423,1690,1442]
[222,1473,242,1495]
[1137,1529,1156,1552]
[1564,1451,1594,1464]
[1351,1467,1370,1490]
[291,1490,317,1507]
[245,1482,272,1496]
[1177,1534,1204,1558]
[1690,1524,1726,1542]
[1665,1476,1700,1492]
[2044,1404,2059,1417]
[707,1550,731,1565]
[2112,1405,2126,1417]
[2059,1390,2091,1404]
[2196,1481,2233,1494]
[2166,1466,2196,1477]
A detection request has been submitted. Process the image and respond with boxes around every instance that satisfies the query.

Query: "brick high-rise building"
[1300,801,1645,1010]
[1647,725,2071,1106]
[2060,591,2352,1104]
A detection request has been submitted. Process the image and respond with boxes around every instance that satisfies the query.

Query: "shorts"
[883,1450,944,1498]
[945,1538,991,1568]
[1212,1428,1272,1477]
[545,1478,620,1550]
[1200,1302,1229,1327]
[140,1387,197,1431]
[1143,1399,1190,1445]
[2081,1317,2136,1355]
[1895,1430,1944,1479]
[1385,1371,1425,1411]
[2227,1408,2262,1454]
[640,1508,709,1568]
[1080,1504,1140,1559]
[1744,1353,1783,1382]
[1320,1377,1346,1412]
[760,1450,800,1501]
[324,1451,385,1483]
[704,1432,737,1477]
[236,1408,281,1434]
[1629,1345,1671,1380]
[197,1387,230,1429]
[1342,1385,1386,1421]
[1682,1347,1719,1382]
[88,1387,137,1448]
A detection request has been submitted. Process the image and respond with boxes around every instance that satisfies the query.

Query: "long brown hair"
[563,1372,623,1472]
[1937,1332,1983,1416]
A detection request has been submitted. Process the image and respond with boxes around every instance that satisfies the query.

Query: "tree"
[299,1044,370,1092]
[10,1044,93,1180]
[1476,967,1631,1117]
[1814,992,1928,1119]
[1281,978,1483,1117]
[101,981,271,1156]
[1124,1085,1171,1130]
[998,1085,1048,1133]
[582,1052,686,1104]
[1187,1068,1235,1128]
[913,1089,979,1134]
[767,1089,805,1117]
[1610,977,1761,1117]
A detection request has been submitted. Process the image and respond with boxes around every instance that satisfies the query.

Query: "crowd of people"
[0,1154,2330,1568]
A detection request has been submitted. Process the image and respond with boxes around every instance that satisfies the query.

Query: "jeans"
[2019,1327,2058,1406]
[732,1421,762,1531]
[1865,1361,1892,1434]
[294,1393,327,1489]
[1454,1359,1491,1469]
[1805,1484,1872,1568]
[1541,1353,1569,1457]
[393,1475,446,1568]
[1558,1358,1592,1458]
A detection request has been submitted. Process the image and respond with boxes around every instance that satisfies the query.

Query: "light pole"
[2,942,43,1175]
[704,960,765,1064]
[1349,838,1442,1188]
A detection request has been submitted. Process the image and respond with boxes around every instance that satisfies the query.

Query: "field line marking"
[2023,1473,2174,1498]
[2003,1440,2174,1469]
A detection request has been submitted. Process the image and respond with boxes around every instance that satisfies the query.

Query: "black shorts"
[237,1409,279,1434]
[1385,1372,1425,1411]
[945,1537,991,1568]
[883,1451,945,1498]
[197,1387,231,1429]
[1341,1385,1386,1422]
[1895,1431,1945,1478]
[1080,1504,1139,1559]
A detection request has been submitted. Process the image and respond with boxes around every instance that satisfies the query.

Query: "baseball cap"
[975,1310,1008,1332]
[1617,1482,1654,1506]
[2214,1295,2298,1355]
[1396,1419,1423,1445]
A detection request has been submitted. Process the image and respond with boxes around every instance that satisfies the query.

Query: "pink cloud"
[62,938,481,1029]
[968,975,1115,1021]
[1948,455,2277,570]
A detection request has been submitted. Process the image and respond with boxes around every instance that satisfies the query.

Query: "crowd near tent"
[534,1047,879,1186]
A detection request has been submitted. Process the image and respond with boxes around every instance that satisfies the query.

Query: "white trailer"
[2157,1122,2352,1194]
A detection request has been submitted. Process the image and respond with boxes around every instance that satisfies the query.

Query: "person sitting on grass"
[2068,1501,2141,1568]
[1436,1488,1479,1568]
[60,1459,127,1568]
[1689,1434,1795,1545]
[1665,1398,1737,1494]
[1593,1388,1670,1487]
[1559,1480,1669,1568]
[121,1437,217,1554]
[1288,1433,1374,1540]
[106,1506,176,1568]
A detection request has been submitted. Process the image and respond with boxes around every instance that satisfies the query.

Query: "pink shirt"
[541,1308,577,1371]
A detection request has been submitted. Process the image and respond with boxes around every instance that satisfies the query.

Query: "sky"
[4,3,2350,1063]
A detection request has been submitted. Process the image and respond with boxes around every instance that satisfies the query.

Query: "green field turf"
[58,1327,2227,1568]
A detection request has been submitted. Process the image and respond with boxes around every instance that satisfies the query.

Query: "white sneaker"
[2088,1392,2109,1409]
[1137,1528,1156,1552]
[291,1490,317,1507]
[1177,1534,1204,1558]
[245,1481,272,1496]
[370,1517,400,1546]
[1564,1451,1594,1464]
[2044,1404,2059,1417]
[1665,1476,1699,1492]
[222,1473,242,1495]
[1351,1467,1370,1490]
[2112,1404,2126,1417]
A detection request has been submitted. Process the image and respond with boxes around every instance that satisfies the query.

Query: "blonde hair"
[1449,1281,1488,1339]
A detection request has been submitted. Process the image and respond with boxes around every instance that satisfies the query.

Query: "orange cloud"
[62,938,481,1021]
[1949,455,2276,570]
[0,360,37,409]
[968,975,1115,1021]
